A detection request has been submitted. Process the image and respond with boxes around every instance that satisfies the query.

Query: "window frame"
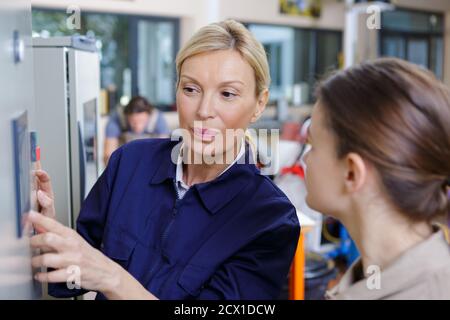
[32,6,180,109]
[244,21,343,103]
[379,8,444,78]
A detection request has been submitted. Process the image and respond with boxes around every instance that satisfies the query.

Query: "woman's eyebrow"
[180,75,245,87]
[220,80,245,86]
[180,75,201,84]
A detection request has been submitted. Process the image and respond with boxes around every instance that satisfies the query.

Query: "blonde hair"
[175,19,271,97]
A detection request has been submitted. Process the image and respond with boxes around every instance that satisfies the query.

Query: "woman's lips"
[192,127,219,142]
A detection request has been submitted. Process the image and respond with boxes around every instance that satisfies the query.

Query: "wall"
[218,0,345,30]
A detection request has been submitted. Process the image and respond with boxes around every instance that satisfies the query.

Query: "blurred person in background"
[104,96,170,164]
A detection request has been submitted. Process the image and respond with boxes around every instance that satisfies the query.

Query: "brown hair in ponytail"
[316,58,450,221]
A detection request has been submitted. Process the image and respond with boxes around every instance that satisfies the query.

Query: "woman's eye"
[222,91,236,99]
[183,87,198,95]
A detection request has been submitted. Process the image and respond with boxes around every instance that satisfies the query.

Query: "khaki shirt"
[326,225,450,300]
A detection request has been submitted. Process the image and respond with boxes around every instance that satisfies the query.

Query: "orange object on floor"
[289,231,305,300]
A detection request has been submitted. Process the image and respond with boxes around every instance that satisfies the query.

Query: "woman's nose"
[196,94,216,119]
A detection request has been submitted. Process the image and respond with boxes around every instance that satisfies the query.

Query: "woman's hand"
[34,170,56,220]
[28,211,121,294]
[27,212,157,299]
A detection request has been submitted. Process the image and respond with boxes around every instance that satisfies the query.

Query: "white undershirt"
[174,139,246,199]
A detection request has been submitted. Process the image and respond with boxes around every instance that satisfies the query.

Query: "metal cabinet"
[0,0,41,299]
[33,36,101,229]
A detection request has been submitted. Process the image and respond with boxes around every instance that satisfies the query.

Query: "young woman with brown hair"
[304,58,450,299]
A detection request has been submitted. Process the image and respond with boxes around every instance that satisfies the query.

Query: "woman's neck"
[183,162,229,186]
[183,140,242,186]
[342,201,433,277]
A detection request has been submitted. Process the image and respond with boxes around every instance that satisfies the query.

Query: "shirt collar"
[175,138,246,190]
[150,138,259,215]
[326,224,450,300]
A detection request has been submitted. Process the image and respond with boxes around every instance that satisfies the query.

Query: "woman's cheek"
[304,165,312,192]
[178,90,196,105]
[303,158,316,200]
[222,100,253,127]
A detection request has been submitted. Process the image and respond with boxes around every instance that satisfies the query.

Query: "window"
[32,8,179,110]
[248,24,342,104]
[380,9,444,79]
[134,19,176,106]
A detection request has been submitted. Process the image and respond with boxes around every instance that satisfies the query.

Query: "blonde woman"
[29,20,300,300]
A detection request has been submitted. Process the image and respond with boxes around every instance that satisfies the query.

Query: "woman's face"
[303,102,347,217]
[176,49,267,163]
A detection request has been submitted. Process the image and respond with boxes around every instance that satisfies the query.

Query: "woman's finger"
[34,245,56,254]
[30,232,66,252]
[34,170,54,197]
[31,253,66,269]
[37,190,53,209]
[34,268,73,284]
[27,211,71,237]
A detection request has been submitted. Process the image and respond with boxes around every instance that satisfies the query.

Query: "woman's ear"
[343,152,367,193]
[251,89,269,123]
